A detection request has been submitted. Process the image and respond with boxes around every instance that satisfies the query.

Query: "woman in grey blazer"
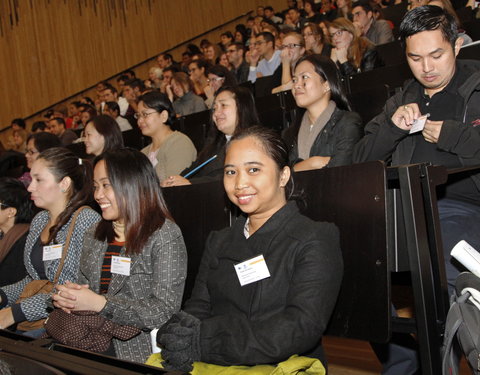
[0,148,101,333]
[53,148,187,363]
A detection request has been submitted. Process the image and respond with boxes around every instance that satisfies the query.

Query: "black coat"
[184,202,343,366]
[0,232,28,287]
[286,107,363,168]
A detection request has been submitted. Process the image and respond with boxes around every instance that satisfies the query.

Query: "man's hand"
[422,120,443,143]
[391,103,421,130]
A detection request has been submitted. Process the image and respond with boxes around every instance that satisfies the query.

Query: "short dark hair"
[88,114,124,153]
[31,121,47,132]
[102,85,117,95]
[11,118,26,129]
[104,101,120,115]
[163,66,181,74]
[117,74,129,83]
[93,148,172,255]
[265,6,274,12]
[125,78,145,91]
[160,53,173,61]
[399,5,458,49]
[51,117,66,128]
[27,132,62,152]
[0,177,35,224]
[207,65,238,87]
[258,31,275,46]
[352,1,373,13]
[138,91,175,126]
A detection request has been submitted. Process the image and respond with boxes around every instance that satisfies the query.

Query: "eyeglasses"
[226,48,237,54]
[26,149,39,156]
[330,29,345,39]
[254,40,266,46]
[207,77,224,83]
[280,43,303,50]
[134,111,157,120]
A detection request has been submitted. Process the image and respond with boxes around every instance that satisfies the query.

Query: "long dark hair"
[93,148,172,255]
[38,148,93,244]
[197,86,260,163]
[87,114,124,153]
[295,54,351,111]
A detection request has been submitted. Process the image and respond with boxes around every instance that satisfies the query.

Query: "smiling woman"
[156,126,344,373]
[52,148,187,363]
[161,86,259,187]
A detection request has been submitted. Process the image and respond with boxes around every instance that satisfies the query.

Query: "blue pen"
[182,155,218,178]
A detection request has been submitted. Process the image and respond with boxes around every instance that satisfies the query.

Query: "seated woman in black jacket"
[0,178,35,287]
[286,54,363,171]
[161,86,260,187]
[329,18,382,76]
[157,126,344,372]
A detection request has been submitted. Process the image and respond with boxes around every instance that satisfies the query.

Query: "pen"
[182,154,218,178]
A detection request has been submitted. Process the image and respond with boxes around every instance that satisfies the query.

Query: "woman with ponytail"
[0,148,100,334]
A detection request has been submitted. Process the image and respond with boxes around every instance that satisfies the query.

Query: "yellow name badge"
[42,244,63,261]
[234,254,271,286]
[111,256,131,276]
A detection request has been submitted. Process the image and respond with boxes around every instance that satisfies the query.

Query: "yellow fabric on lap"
[146,353,325,375]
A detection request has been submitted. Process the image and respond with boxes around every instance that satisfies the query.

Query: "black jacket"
[286,107,363,168]
[184,202,343,366]
[338,43,382,76]
[353,59,480,191]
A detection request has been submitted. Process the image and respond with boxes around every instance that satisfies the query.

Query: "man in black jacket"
[354,5,480,374]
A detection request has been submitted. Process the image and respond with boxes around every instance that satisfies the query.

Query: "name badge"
[111,256,131,276]
[234,255,271,286]
[42,244,63,261]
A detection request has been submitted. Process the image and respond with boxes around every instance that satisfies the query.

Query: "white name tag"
[234,255,271,286]
[409,114,429,134]
[111,256,131,276]
[42,244,63,261]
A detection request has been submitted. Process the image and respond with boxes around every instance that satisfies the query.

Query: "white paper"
[111,255,131,276]
[409,114,429,134]
[42,244,63,261]
[234,254,271,286]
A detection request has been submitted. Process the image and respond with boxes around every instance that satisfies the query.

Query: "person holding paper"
[353,6,480,375]
[156,126,343,372]
[52,148,187,363]
[0,148,100,334]
[161,86,260,187]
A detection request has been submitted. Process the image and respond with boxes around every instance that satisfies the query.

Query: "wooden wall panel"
[0,0,286,131]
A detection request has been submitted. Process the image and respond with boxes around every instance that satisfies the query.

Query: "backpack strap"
[442,292,470,375]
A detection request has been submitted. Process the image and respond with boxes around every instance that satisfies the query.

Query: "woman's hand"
[0,308,15,329]
[53,281,106,313]
[161,175,192,188]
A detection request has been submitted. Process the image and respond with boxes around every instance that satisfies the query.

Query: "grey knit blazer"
[78,219,188,363]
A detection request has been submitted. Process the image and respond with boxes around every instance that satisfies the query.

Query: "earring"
[61,189,66,193]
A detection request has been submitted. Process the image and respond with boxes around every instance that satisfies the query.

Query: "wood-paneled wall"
[0,0,285,130]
